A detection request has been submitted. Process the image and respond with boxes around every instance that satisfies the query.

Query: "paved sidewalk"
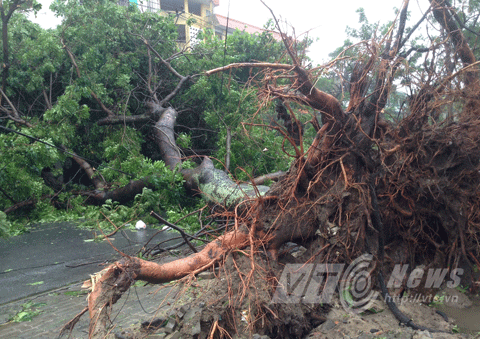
[0,280,178,339]
[0,222,187,338]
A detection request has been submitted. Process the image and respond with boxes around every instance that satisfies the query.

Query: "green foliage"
[184,28,285,75]
[0,125,63,205]
[1,0,295,235]
[63,290,88,297]
[0,0,184,233]
[6,15,62,95]
[174,29,290,179]
[216,125,290,181]
[176,133,191,149]
[0,211,12,237]
[345,8,381,41]
[55,156,200,233]
[10,301,46,323]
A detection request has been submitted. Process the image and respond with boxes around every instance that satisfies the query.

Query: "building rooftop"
[215,14,282,41]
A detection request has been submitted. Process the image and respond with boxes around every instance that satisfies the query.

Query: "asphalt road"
[0,221,179,305]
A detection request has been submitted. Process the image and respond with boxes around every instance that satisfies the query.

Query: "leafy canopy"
[0,0,291,235]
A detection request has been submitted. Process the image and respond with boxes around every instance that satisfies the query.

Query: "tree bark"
[86,228,249,338]
[225,127,231,172]
[154,107,182,171]
[430,0,478,86]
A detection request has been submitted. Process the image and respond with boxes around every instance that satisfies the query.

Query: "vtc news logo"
[271,254,463,313]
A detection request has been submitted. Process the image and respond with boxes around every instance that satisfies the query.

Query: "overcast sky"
[214,0,430,62]
[29,0,431,62]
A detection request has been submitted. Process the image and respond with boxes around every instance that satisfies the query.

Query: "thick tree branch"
[42,89,52,110]
[88,177,154,204]
[141,36,185,80]
[159,74,191,106]
[96,103,166,126]
[399,6,431,53]
[206,62,294,75]
[152,105,270,207]
[294,64,346,126]
[430,0,478,87]
[250,171,285,185]
[393,0,410,53]
[3,198,36,214]
[67,149,107,190]
[154,106,182,171]
[181,157,270,207]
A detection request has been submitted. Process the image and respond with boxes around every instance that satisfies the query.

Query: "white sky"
[215,0,431,62]
[29,0,431,63]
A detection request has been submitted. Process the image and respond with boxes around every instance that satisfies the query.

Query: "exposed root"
[84,229,249,338]
[58,306,88,338]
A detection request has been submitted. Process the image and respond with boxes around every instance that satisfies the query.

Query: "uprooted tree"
[2,0,480,337]
[55,0,480,337]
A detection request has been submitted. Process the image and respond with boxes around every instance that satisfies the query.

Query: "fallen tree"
[0,0,289,230]
[57,1,480,338]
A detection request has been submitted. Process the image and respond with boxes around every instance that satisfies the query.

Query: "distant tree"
[1,0,41,107]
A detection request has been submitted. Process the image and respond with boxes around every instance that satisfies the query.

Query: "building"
[214,14,281,41]
[121,0,218,46]
[121,0,280,47]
